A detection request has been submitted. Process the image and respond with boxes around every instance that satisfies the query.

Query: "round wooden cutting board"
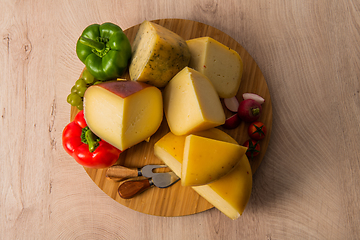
[70,19,272,217]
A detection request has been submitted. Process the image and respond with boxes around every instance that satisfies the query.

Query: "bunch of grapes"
[67,69,100,110]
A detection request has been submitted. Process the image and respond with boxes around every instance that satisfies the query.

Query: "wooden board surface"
[70,19,272,217]
[3,1,360,239]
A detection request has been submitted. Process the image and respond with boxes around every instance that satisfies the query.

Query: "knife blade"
[118,172,180,199]
[106,164,168,181]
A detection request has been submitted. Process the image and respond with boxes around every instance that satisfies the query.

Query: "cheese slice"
[163,67,225,135]
[186,37,243,98]
[154,129,252,220]
[129,20,191,88]
[84,81,163,151]
[182,134,247,186]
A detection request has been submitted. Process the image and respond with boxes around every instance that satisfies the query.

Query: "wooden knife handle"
[106,165,139,181]
[118,179,152,199]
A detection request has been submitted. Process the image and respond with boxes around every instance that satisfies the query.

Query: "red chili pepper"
[62,110,121,168]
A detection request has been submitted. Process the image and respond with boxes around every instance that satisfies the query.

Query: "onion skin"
[224,97,240,112]
[242,93,265,105]
[237,99,262,123]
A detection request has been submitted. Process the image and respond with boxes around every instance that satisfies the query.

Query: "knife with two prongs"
[106,164,168,181]
[117,171,179,199]
[106,164,180,199]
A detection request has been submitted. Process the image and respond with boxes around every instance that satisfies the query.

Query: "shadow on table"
[246,138,309,216]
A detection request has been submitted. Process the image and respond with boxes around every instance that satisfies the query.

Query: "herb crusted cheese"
[129,20,191,88]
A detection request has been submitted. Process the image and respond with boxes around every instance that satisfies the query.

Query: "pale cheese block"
[182,134,247,186]
[186,37,243,98]
[154,129,252,220]
[163,67,225,136]
[129,20,191,88]
[83,81,163,151]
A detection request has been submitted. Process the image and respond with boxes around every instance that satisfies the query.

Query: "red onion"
[224,96,239,112]
[238,99,262,123]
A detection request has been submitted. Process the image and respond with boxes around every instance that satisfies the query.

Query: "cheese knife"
[118,172,180,199]
[106,164,168,181]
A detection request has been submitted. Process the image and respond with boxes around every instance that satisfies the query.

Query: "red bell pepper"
[62,110,121,168]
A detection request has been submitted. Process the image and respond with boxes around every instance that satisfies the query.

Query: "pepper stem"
[79,36,105,51]
[81,127,100,152]
[251,108,260,116]
[85,130,99,152]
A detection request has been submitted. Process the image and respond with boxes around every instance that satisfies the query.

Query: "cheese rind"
[84,81,163,151]
[154,129,252,220]
[129,20,191,88]
[182,134,247,186]
[163,67,225,136]
[186,37,243,98]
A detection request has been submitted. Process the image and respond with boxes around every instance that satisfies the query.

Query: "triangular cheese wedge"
[186,37,243,98]
[129,21,191,88]
[163,67,225,136]
[181,134,247,186]
[154,128,252,220]
[192,154,252,220]
[84,81,163,151]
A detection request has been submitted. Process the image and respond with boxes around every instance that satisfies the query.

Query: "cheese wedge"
[186,37,243,98]
[83,81,163,151]
[182,134,247,186]
[193,155,252,220]
[163,67,225,135]
[154,129,252,220]
[129,20,191,88]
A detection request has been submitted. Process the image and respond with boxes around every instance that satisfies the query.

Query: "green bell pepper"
[76,22,132,81]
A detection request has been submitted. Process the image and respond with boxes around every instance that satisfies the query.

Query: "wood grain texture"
[1,0,360,239]
[69,19,272,218]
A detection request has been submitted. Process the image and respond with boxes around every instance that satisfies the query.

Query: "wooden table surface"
[1,1,359,239]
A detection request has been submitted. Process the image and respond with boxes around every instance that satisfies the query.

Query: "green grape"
[77,86,87,97]
[71,85,78,93]
[76,101,84,110]
[93,81,103,85]
[67,92,82,106]
[75,78,87,89]
[82,69,95,84]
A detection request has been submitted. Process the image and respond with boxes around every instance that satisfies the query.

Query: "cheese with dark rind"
[129,20,191,88]
[154,128,252,220]
[163,67,225,136]
[83,81,163,151]
[186,37,243,98]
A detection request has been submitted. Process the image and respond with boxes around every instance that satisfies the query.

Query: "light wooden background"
[1,0,359,239]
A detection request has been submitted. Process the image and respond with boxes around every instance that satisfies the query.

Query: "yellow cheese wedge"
[163,67,225,135]
[154,129,252,220]
[186,37,243,98]
[129,20,191,88]
[182,134,247,186]
[83,81,163,151]
[193,155,252,220]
